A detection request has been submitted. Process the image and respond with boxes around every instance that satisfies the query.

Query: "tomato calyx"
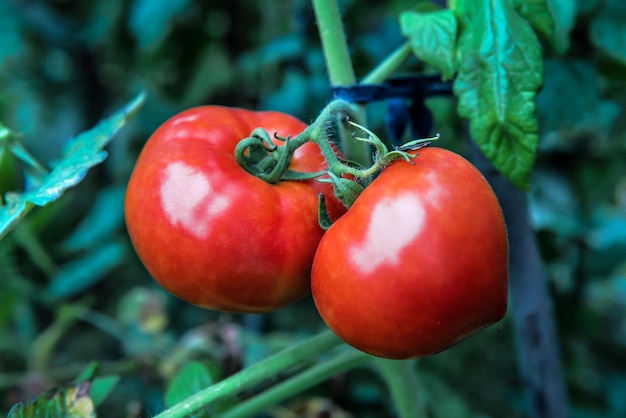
[234,99,439,221]
[235,127,324,184]
[234,100,362,184]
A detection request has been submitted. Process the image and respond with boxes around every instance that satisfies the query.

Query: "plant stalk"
[311,0,356,87]
[312,0,370,166]
[374,359,426,418]
[220,348,371,418]
[361,42,412,85]
[153,330,344,418]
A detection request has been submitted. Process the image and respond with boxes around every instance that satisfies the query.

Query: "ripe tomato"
[125,106,345,313]
[311,147,508,359]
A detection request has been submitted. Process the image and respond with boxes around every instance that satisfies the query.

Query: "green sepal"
[318,172,364,210]
[280,170,327,181]
[317,194,333,231]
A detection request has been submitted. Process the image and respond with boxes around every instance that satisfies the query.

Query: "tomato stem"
[311,0,370,166]
[234,100,360,183]
[219,348,371,418]
[373,359,427,418]
[360,41,413,85]
[234,99,438,210]
[152,330,344,418]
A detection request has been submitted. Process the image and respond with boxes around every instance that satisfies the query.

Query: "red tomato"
[125,106,345,313]
[311,147,508,359]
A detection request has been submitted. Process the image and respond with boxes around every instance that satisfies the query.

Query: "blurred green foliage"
[0,0,626,417]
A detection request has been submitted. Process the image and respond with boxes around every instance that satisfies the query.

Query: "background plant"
[1,0,625,417]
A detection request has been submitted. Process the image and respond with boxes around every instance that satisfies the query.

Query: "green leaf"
[591,0,626,65]
[89,375,120,407]
[74,362,100,383]
[400,9,458,80]
[62,185,126,252]
[71,363,119,409]
[0,93,145,241]
[510,0,555,39]
[511,0,577,54]
[7,381,95,418]
[165,361,213,411]
[48,241,126,299]
[453,0,543,189]
[449,0,471,21]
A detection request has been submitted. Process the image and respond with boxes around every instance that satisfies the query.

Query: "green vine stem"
[236,99,422,180]
[153,330,344,418]
[30,304,86,371]
[236,98,437,212]
[361,42,412,85]
[311,0,355,87]
[312,0,369,166]
[374,359,427,418]
[235,99,361,184]
[219,348,371,418]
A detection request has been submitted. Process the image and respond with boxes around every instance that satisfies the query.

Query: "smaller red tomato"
[311,147,508,359]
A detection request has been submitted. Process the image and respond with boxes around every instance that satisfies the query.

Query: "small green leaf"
[454,0,542,189]
[74,362,100,383]
[7,381,95,418]
[48,241,126,299]
[0,93,145,240]
[165,361,213,409]
[400,9,458,80]
[90,375,120,407]
[450,0,477,24]
[64,382,96,418]
[511,0,577,54]
[510,0,555,39]
[591,0,626,65]
[62,185,126,252]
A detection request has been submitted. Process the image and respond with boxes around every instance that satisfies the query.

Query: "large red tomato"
[125,106,345,313]
[311,147,508,359]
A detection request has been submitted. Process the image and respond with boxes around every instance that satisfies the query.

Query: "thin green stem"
[374,359,427,418]
[311,0,369,165]
[361,42,413,85]
[153,330,344,418]
[29,304,86,371]
[235,99,360,183]
[311,0,356,86]
[0,359,138,391]
[220,349,371,418]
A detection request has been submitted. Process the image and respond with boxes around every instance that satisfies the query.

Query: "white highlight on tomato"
[160,162,230,238]
[349,194,425,274]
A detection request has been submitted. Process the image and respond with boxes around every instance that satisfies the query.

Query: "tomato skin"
[125,106,345,313]
[311,147,508,359]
